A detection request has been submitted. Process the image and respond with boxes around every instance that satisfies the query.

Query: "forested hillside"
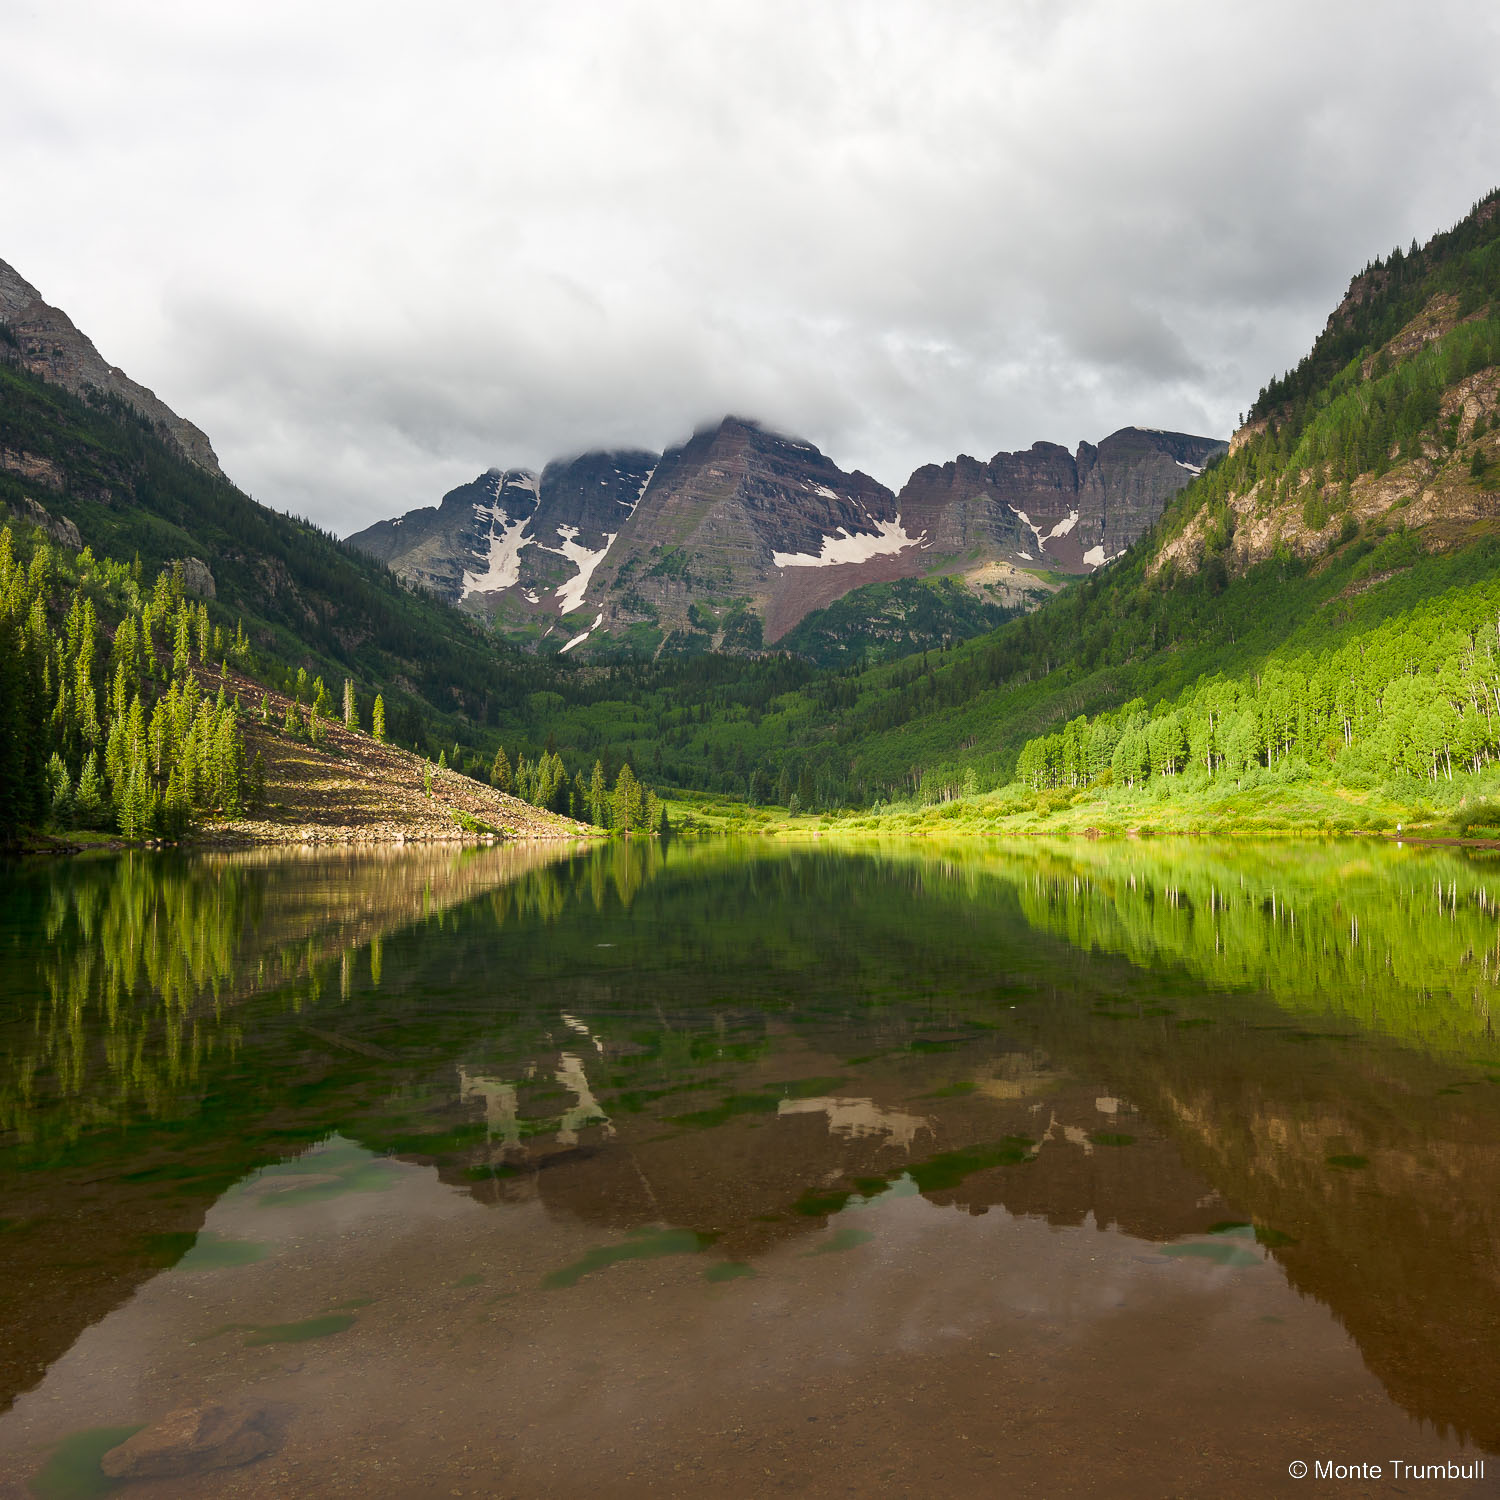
[995,190,1500,825]
[0,525,256,839]
[0,350,566,752]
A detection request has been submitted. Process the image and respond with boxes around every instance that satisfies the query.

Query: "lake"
[1,837,1497,1497]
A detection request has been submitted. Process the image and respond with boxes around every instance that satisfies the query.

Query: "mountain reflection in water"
[0,837,1496,1496]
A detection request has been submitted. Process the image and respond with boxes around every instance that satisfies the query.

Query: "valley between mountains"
[5,189,1500,846]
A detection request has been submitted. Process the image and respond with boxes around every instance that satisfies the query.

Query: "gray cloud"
[3,0,1498,533]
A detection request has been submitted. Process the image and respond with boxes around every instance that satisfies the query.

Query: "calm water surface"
[1,838,1499,1498]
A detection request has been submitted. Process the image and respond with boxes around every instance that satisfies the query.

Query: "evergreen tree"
[76,751,104,826]
[214,714,243,813]
[173,608,191,678]
[372,693,386,741]
[612,764,642,832]
[589,760,609,826]
[546,756,571,815]
[343,677,358,730]
[490,744,513,793]
[47,752,73,825]
[162,763,190,838]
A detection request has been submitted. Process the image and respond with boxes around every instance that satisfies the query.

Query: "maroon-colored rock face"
[898,427,1226,575]
[589,417,909,643]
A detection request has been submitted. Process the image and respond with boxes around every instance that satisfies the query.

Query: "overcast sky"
[4,1,1499,534]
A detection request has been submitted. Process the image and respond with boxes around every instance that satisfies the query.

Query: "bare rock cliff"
[0,258,223,478]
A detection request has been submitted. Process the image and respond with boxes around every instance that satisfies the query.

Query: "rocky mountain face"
[588,417,910,652]
[898,427,1226,572]
[349,416,1226,657]
[348,468,542,600]
[347,450,657,637]
[0,258,222,477]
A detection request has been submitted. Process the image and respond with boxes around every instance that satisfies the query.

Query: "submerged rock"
[99,1401,290,1479]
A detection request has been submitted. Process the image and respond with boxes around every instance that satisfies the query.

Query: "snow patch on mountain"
[560,612,605,655]
[1009,505,1079,552]
[461,511,531,597]
[1008,505,1043,552]
[543,525,618,613]
[773,516,921,569]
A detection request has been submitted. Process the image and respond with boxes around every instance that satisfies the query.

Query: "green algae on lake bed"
[170,1233,269,1270]
[805,1226,875,1256]
[200,1312,358,1346]
[28,1425,143,1500]
[543,1227,717,1289]
[704,1261,756,1283]
[1161,1241,1263,1268]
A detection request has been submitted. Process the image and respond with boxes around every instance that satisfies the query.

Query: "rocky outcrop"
[179,557,216,598]
[0,257,222,478]
[1156,367,1500,581]
[8,496,81,550]
[0,447,64,490]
